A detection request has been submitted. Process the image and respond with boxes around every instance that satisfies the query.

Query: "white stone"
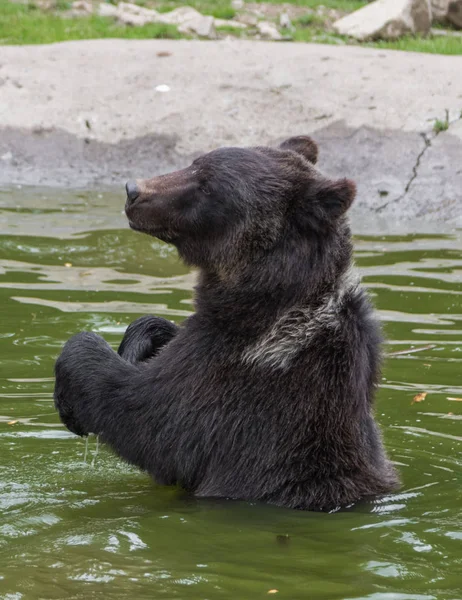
[333,0,432,40]
[71,0,92,14]
[97,3,118,17]
[157,6,200,25]
[231,0,244,9]
[236,13,258,26]
[159,7,217,38]
[102,3,222,38]
[257,21,283,40]
[116,3,160,26]
[279,12,293,29]
[177,15,216,38]
[214,18,247,29]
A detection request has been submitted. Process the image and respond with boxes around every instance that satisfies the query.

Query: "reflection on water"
[0,189,461,599]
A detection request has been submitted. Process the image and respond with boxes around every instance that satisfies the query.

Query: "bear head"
[125,136,355,272]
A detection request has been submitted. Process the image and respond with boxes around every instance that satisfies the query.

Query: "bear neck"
[193,227,353,334]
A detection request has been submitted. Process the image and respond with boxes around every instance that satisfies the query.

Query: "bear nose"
[125,180,140,204]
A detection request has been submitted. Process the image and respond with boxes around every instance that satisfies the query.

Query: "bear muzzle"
[125,180,140,205]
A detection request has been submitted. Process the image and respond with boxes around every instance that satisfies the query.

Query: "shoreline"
[1,39,461,228]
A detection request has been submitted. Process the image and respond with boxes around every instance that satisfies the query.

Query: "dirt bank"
[0,39,461,228]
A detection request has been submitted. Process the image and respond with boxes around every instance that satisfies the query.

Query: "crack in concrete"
[375,114,461,214]
[376,132,431,213]
[403,133,431,195]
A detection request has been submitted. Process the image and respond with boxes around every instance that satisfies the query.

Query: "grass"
[296,13,325,27]
[372,35,462,55]
[434,119,449,133]
[216,24,246,37]
[0,0,461,54]
[293,25,346,45]
[433,110,450,133]
[0,1,180,44]
[293,24,462,54]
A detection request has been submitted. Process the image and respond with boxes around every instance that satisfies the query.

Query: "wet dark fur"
[54,136,399,511]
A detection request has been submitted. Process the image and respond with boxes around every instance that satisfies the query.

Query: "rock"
[279,12,293,29]
[448,0,462,27]
[183,15,216,38]
[160,6,206,25]
[327,9,341,20]
[236,13,258,26]
[158,6,200,24]
[71,0,93,14]
[214,18,247,29]
[97,3,118,17]
[257,21,283,40]
[100,3,224,38]
[36,0,54,9]
[333,0,432,40]
[116,3,160,27]
[160,7,217,38]
[431,0,451,22]
[430,0,462,26]
[231,0,244,8]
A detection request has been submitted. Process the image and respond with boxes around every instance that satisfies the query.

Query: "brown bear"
[54,136,399,511]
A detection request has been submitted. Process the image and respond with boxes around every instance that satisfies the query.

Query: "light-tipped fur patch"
[243,265,360,370]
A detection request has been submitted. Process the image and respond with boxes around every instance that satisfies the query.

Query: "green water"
[0,188,461,600]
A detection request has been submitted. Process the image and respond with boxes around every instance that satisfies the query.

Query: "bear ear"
[317,177,356,218]
[280,136,318,165]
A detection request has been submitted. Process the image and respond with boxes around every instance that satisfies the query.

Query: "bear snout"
[125,180,140,205]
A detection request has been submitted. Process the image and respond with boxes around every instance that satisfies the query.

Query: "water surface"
[0,189,461,599]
